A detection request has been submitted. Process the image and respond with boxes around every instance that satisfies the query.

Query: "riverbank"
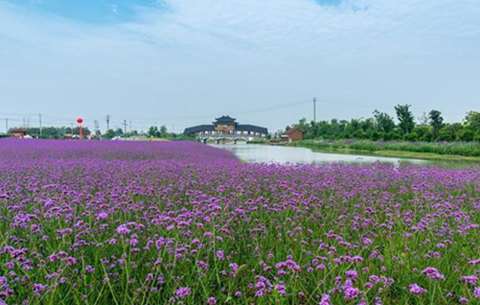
[288,140,480,163]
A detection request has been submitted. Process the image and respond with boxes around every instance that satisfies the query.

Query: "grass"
[290,140,480,163]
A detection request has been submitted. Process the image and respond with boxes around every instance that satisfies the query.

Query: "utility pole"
[94,120,99,137]
[106,115,110,131]
[129,120,132,132]
[313,97,317,123]
[5,118,8,135]
[123,120,127,135]
[39,114,42,137]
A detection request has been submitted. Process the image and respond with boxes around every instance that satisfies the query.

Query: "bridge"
[199,134,254,144]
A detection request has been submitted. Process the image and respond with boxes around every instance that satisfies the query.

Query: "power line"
[1,98,471,134]
[94,120,99,135]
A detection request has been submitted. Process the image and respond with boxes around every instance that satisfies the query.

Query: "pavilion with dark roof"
[184,116,268,138]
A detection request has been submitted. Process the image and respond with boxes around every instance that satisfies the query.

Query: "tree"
[104,129,116,139]
[411,125,433,142]
[159,125,168,138]
[437,123,461,142]
[148,126,159,138]
[373,110,395,137]
[294,118,314,139]
[457,128,475,141]
[464,111,480,130]
[124,130,139,138]
[394,104,415,136]
[428,110,444,139]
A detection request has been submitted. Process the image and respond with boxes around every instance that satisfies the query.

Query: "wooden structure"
[184,116,268,143]
[281,127,303,142]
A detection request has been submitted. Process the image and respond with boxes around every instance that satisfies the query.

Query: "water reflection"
[211,144,426,165]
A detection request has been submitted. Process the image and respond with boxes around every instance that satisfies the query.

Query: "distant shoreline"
[285,140,480,163]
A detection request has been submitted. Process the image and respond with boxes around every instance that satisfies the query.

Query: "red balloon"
[77,118,83,124]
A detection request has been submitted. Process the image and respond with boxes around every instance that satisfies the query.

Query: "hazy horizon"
[1,0,479,133]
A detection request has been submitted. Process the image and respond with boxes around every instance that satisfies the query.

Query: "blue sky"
[0,0,479,132]
[4,0,340,23]
[4,0,160,23]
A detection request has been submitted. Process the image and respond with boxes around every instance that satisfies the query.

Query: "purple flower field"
[1,139,480,304]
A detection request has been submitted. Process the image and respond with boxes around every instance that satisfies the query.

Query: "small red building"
[9,129,27,138]
[281,127,303,142]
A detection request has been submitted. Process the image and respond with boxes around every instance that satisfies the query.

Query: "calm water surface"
[211,143,426,165]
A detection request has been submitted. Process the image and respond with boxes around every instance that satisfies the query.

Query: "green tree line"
[6,126,92,139]
[289,105,480,142]
[4,124,192,140]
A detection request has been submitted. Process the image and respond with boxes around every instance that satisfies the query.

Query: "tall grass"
[297,140,480,157]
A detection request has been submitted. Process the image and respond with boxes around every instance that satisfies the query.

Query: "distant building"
[9,129,27,138]
[184,116,268,138]
[282,127,303,142]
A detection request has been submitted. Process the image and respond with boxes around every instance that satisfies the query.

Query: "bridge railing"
[196,132,267,139]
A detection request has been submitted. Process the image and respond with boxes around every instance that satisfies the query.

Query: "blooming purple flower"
[215,250,224,260]
[65,257,77,266]
[363,238,373,245]
[421,267,445,280]
[85,265,95,273]
[344,287,361,300]
[275,284,286,296]
[319,294,331,305]
[461,276,478,285]
[96,212,108,220]
[474,287,480,299]
[116,224,131,235]
[346,270,358,280]
[175,287,191,299]
[409,283,427,294]
[343,279,361,300]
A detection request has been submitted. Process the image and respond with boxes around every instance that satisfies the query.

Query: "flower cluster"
[0,139,479,304]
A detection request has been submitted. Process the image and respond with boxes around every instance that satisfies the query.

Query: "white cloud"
[0,0,479,131]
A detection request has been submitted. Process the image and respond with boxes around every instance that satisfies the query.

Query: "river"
[211,143,426,165]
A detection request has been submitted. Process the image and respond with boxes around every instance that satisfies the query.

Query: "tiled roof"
[236,124,268,134]
[184,125,214,134]
[283,127,303,135]
[213,116,236,124]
